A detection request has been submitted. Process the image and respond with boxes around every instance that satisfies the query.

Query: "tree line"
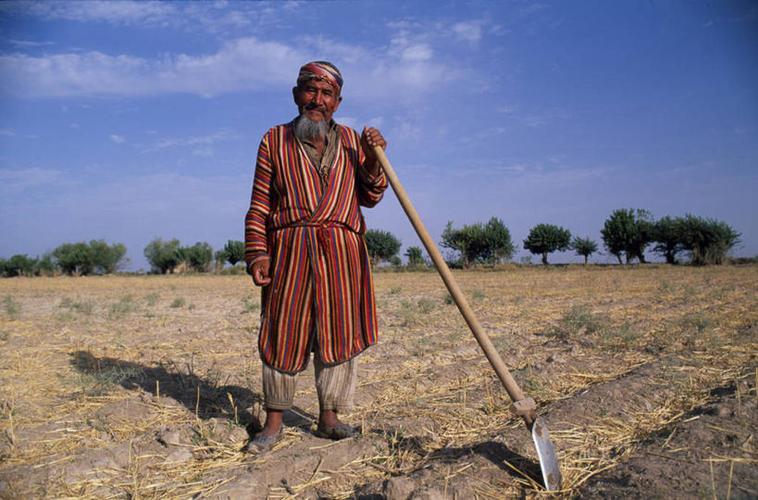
[0,209,743,277]
[364,209,742,268]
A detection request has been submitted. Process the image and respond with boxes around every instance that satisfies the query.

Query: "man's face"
[293,79,341,123]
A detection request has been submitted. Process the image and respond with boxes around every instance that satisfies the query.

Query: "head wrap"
[297,61,343,93]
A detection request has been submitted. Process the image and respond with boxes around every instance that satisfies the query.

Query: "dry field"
[0,265,756,499]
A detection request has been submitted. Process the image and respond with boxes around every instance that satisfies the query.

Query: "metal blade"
[531,416,562,491]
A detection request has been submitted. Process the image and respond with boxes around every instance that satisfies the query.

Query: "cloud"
[0,128,16,136]
[144,130,238,152]
[0,37,305,98]
[452,21,483,43]
[0,167,63,192]
[109,134,126,144]
[7,39,55,48]
[4,0,178,26]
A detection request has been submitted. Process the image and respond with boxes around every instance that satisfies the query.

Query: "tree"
[89,240,127,274]
[53,243,94,276]
[441,217,515,268]
[405,246,425,268]
[651,216,686,265]
[3,254,37,277]
[679,215,740,265]
[182,242,214,272]
[600,209,653,264]
[572,237,598,265]
[223,240,245,266]
[364,229,401,265]
[523,224,571,265]
[34,253,57,276]
[144,238,182,274]
[213,249,227,272]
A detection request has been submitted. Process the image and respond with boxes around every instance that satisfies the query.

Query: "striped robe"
[245,120,388,374]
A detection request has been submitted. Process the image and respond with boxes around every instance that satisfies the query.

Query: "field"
[0,265,756,499]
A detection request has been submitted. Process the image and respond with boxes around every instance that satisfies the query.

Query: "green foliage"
[440,217,514,268]
[365,229,401,265]
[651,216,686,265]
[2,254,37,277]
[572,236,598,265]
[34,253,57,276]
[89,240,127,274]
[678,215,740,265]
[3,296,20,319]
[170,297,186,308]
[404,246,426,267]
[144,238,182,274]
[600,208,653,264]
[53,243,95,275]
[223,240,245,266]
[523,223,571,265]
[181,242,214,272]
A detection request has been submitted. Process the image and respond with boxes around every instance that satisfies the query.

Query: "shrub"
[365,229,401,265]
[405,246,426,268]
[523,224,571,265]
[441,217,514,268]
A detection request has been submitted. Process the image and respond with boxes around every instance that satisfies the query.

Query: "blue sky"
[1,0,756,269]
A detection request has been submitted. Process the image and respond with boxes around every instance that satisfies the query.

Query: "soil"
[0,266,756,498]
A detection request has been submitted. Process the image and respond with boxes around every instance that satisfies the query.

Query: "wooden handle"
[373,147,529,408]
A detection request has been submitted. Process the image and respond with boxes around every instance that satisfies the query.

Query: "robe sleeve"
[355,138,388,208]
[245,133,274,267]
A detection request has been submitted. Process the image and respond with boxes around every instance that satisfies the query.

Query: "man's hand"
[361,127,387,176]
[250,258,271,286]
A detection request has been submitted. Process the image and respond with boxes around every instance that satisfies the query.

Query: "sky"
[1,0,757,269]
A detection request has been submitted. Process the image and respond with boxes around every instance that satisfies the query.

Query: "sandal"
[244,428,283,454]
[314,422,359,440]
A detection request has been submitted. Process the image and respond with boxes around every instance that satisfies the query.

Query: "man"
[244,61,388,452]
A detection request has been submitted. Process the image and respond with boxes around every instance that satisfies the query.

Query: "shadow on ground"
[69,351,316,432]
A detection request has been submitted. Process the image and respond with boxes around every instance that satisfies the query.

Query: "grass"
[108,295,137,319]
[549,304,609,340]
[2,295,20,320]
[170,297,186,308]
[59,297,95,315]
[144,292,160,306]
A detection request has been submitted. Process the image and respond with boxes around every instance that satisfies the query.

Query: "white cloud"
[0,128,16,137]
[0,167,63,192]
[7,0,178,26]
[145,130,238,152]
[452,21,483,43]
[7,39,55,48]
[0,37,305,98]
[401,44,433,62]
[109,134,126,144]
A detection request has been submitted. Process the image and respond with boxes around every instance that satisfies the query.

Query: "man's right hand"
[250,258,271,286]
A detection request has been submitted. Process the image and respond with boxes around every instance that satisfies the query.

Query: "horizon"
[2,1,757,269]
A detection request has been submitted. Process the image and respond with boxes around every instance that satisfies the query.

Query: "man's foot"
[244,428,283,454]
[314,421,359,440]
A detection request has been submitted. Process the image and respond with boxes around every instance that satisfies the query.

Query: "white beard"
[294,115,328,142]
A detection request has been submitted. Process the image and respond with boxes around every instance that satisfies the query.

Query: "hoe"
[374,147,562,491]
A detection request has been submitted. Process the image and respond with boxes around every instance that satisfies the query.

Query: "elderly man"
[244,61,387,452]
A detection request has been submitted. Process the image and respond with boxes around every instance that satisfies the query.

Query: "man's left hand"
[361,127,386,176]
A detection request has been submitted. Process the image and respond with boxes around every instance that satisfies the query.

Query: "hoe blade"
[531,416,562,491]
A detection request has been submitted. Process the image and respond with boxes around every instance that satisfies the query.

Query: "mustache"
[304,103,326,112]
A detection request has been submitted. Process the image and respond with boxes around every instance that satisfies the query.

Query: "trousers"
[262,355,357,412]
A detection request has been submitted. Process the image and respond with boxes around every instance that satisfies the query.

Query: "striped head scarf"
[297,61,343,93]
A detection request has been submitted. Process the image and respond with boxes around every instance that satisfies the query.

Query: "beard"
[294,114,329,142]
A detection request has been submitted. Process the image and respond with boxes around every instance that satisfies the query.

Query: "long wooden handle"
[373,147,527,406]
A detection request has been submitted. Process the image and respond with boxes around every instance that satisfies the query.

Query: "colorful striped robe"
[245,121,388,374]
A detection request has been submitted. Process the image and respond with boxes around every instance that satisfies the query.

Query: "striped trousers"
[262,355,357,412]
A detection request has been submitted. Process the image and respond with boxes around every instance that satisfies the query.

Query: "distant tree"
[144,238,182,274]
[523,224,572,265]
[365,229,401,265]
[223,240,245,266]
[53,243,95,276]
[679,215,740,265]
[3,254,37,277]
[441,217,514,268]
[213,249,227,272]
[34,253,57,276]
[89,240,127,274]
[182,242,214,272]
[651,216,686,265]
[572,237,599,265]
[0,258,5,277]
[405,246,425,268]
[600,209,653,264]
